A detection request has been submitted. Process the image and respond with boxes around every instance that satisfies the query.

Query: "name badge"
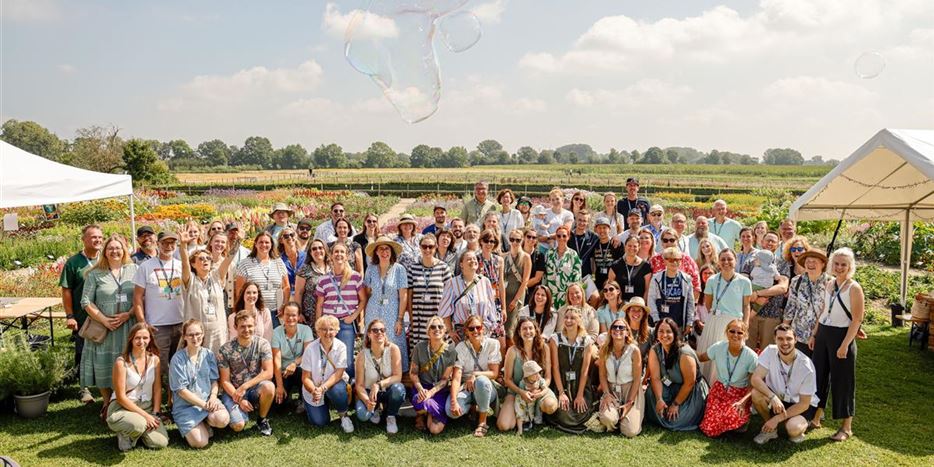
[266,283,274,291]
[624,285,635,294]
[116,294,128,304]
[565,371,577,382]
[205,303,216,316]
[783,393,793,403]
[662,376,672,387]
[379,298,389,306]
[599,268,608,275]
[660,305,669,316]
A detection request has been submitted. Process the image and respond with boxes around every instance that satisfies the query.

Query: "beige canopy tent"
[789,128,934,305]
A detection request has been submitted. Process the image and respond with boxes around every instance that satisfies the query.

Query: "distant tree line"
[1,119,839,184]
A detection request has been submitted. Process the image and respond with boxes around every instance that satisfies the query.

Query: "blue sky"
[2,0,932,158]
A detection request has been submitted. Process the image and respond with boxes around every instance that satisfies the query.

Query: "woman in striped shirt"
[235,232,290,328]
[406,234,453,351]
[314,242,366,380]
[438,250,503,345]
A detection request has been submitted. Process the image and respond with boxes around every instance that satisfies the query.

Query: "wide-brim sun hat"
[365,235,403,257]
[622,296,648,313]
[397,213,418,226]
[796,248,828,268]
[268,202,294,218]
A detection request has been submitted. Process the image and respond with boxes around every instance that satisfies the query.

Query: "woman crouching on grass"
[107,323,168,452]
[354,319,406,434]
[170,319,230,448]
[410,315,459,435]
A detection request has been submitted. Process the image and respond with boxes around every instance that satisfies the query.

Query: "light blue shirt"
[704,273,752,319]
[710,218,743,250]
[706,340,757,387]
[596,304,626,329]
[271,324,314,362]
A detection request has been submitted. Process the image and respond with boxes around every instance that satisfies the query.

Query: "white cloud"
[763,76,877,102]
[173,60,323,104]
[322,2,398,40]
[57,64,76,75]
[566,80,693,110]
[472,0,505,25]
[1,0,62,22]
[280,97,342,117]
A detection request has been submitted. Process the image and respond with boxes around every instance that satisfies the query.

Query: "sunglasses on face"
[650,212,662,216]
[282,233,295,239]
[610,325,629,331]
[186,332,203,338]
[525,235,537,240]
[664,257,681,262]
[332,209,344,214]
[483,239,497,245]
[428,324,445,331]
[467,325,483,332]
[662,238,676,243]
[509,237,522,243]
[603,287,617,293]
[369,328,386,334]
[728,329,745,335]
[310,246,325,251]
[420,244,436,250]
[297,226,311,231]
[365,219,378,224]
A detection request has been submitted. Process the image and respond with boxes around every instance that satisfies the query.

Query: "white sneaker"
[117,433,134,452]
[386,416,398,434]
[341,416,355,433]
[790,433,806,444]
[754,430,779,445]
[79,387,94,404]
[370,410,381,425]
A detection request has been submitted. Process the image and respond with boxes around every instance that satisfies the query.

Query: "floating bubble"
[854,51,885,79]
[438,10,481,53]
[344,0,481,123]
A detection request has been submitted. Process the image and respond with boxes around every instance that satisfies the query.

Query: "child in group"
[749,249,780,311]
[514,360,552,435]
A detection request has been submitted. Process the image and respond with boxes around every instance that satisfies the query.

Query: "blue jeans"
[355,383,406,420]
[221,384,265,426]
[304,382,350,426]
[445,375,496,418]
[337,321,356,380]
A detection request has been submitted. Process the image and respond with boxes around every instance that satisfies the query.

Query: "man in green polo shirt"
[460,181,496,226]
[59,224,103,404]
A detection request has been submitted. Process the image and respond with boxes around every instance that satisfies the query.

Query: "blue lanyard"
[712,275,736,313]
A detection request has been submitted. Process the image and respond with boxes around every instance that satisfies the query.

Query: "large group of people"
[59,179,863,451]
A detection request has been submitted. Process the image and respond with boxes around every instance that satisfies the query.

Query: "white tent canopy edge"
[0,140,136,243]
[789,128,934,306]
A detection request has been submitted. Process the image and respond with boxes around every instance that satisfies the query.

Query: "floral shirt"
[544,247,582,309]
[783,273,829,344]
[216,336,272,388]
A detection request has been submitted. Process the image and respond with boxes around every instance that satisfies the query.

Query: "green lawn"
[1,325,932,466]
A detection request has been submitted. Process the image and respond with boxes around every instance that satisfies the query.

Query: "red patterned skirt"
[699,381,751,437]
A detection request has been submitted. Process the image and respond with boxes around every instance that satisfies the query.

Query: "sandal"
[831,429,852,442]
[808,421,822,430]
[473,423,489,438]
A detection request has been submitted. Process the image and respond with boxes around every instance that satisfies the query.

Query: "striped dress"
[406,259,453,349]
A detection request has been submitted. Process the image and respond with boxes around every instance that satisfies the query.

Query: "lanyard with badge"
[595,242,611,275]
[259,259,275,291]
[157,259,177,298]
[317,344,332,385]
[202,275,218,316]
[611,351,626,396]
[659,346,674,387]
[468,342,484,375]
[778,356,796,403]
[724,351,741,388]
[331,274,352,316]
[622,262,637,294]
[109,267,129,306]
[377,268,392,306]
[711,275,736,315]
[128,352,150,400]
[238,338,256,373]
[562,334,582,384]
[187,348,204,391]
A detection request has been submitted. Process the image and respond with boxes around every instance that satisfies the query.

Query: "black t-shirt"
[591,240,624,289]
[609,259,653,301]
[569,231,598,277]
[616,197,651,226]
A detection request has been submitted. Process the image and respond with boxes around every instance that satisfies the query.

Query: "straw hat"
[622,296,648,313]
[796,248,828,268]
[397,213,418,226]
[365,235,402,257]
[522,360,543,378]
[268,203,294,218]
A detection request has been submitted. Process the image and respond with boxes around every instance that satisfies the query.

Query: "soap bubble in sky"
[854,51,885,79]
[344,0,483,123]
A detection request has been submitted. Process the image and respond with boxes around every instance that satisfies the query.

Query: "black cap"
[297,217,314,227]
[136,225,155,237]
[225,222,240,232]
[627,208,643,217]
[626,177,640,185]
[516,196,532,207]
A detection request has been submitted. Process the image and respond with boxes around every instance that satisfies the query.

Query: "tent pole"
[825,210,846,256]
[129,194,137,250]
[900,209,913,307]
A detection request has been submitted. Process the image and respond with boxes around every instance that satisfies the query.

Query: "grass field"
[1,325,931,467]
[174,164,831,191]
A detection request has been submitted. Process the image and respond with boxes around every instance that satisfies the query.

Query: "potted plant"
[0,336,71,418]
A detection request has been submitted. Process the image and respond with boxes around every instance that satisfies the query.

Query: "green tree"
[197,139,231,166]
[538,150,555,164]
[642,146,665,164]
[63,125,124,173]
[123,139,173,185]
[364,141,396,168]
[703,150,722,165]
[410,144,438,168]
[606,148,621,164]
[0,119,64,161]
[167,139,194,160]
[763,148,804,165]
[439,146,469,167]
[476,139,503,159]
[516,146,538,164]
[313,143,347,168]
[629,149,641,164]
[232,136,274,167]
[273,144,309,169]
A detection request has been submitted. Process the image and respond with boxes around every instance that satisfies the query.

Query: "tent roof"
[789,128,934,222]
[0,140,133,208]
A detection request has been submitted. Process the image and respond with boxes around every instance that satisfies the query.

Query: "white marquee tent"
[789,128,934,305]
[0,140,136,237]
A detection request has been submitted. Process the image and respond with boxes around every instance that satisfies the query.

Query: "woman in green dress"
[547,307,595,433]
[645,317,709,431]
[80,234,140,419]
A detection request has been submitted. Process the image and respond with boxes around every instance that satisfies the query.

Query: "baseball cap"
[136,225,155,237]
[157,231,178,242]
